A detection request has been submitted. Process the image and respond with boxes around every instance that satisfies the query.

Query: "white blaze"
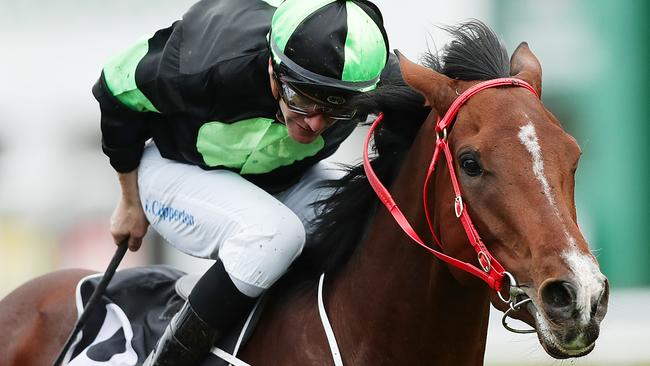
[518,122,604,325]
[517,122,558,216]
[562,248,606,326]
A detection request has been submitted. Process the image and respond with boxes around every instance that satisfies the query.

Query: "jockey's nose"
[303,113,332,134]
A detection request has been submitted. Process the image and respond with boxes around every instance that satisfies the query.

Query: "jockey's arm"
[111,169,149,251]
[93,26,180,250]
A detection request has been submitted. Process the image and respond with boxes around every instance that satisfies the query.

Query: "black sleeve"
[93,22,181,173]
[93,74,152,173]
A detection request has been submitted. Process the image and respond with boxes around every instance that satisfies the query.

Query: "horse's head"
[398,37,608,358]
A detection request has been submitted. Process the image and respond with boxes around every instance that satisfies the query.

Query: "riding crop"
[52,241,129,366]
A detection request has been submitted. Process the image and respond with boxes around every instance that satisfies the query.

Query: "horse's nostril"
[541,281,577,317]
[591,279,609,319]
[590,296,599,318]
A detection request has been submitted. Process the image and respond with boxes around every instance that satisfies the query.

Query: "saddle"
[66,266,266,366]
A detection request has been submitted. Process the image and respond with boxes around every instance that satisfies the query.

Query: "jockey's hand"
[111,169,149,251]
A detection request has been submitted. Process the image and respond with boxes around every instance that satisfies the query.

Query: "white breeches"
[138,144,343,297]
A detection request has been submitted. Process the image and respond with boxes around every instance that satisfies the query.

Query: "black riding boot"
[143,301,218,366]
[144,260,257,366]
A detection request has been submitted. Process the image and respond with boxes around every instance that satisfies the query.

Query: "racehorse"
[0,21,608,365]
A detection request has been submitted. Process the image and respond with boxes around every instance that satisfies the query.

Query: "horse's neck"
[330,121,490,365]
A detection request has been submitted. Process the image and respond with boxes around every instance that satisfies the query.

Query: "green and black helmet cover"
[270,0,389,105]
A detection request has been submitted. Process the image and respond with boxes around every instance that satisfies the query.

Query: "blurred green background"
[494,0,650,288]
[0,0,648,364]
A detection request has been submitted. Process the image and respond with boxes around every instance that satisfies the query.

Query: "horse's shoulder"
[0,269,92,366]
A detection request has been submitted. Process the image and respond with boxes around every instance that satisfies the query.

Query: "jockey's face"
[268,58,356,144]
[277,98,336,144]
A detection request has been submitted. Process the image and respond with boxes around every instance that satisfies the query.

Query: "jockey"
[93,0,390,364]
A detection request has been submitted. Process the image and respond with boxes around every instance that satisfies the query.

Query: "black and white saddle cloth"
[65,265,263,366]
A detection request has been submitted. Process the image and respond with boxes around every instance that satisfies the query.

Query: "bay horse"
[0,21,608,365]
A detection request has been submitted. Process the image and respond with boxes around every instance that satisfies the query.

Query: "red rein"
[363,78,539,293]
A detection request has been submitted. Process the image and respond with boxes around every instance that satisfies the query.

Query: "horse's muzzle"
[532,277,609,359]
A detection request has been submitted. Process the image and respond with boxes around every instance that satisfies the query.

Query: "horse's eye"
[461,156,483,176]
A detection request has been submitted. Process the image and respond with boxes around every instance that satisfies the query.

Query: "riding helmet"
[269,0,389,104]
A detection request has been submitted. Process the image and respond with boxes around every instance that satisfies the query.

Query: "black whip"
[52,242,129,366]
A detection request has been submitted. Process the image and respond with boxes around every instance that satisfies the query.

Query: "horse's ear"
[396,50,456,113]
[510,42,542,97]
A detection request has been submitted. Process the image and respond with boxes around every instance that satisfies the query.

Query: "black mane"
[423,20,510,80]
[290,20,510,280]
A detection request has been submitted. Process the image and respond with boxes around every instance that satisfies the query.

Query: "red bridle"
[363,77,539,294]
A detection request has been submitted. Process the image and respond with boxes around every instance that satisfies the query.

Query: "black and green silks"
[93,0,385,190]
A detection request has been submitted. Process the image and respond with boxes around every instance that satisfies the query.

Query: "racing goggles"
[278,81,358,121]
